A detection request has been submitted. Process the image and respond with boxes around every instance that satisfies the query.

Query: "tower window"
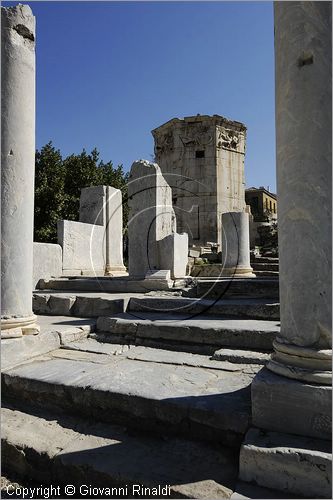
[195,150,205,158]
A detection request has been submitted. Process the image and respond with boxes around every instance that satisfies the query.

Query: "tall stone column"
[267,1,332,385]
[1,5,39,337]
[221,212,255,277]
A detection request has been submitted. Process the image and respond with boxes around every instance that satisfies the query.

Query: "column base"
[252,367,332,440]
[221,266,256,278]
[267,339,332,384]
[105,265,128,277]
[1,315,40,338]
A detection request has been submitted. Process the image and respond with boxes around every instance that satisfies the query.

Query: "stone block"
[32,294,51,315]
[239,427,332,499]
[33,243,62,289]
[252,368,332,440]
[79,185,106,225]
[72,296,126,317]
[1,330,60,371]
[57,322,95,345]
[188,248,201,258]
[57,220,105,275]
[142,270,173,290]
[158,233,188,278]
[48,295,76,316]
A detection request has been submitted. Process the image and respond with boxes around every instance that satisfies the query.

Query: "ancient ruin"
[58,185,127,277]
[1,2,331,499]
[128,160,188,279]
[152,114,246,248]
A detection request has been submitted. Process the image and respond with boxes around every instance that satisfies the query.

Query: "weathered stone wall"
[152,115,246,247]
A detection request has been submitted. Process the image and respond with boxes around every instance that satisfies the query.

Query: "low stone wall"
[33,242,62,289]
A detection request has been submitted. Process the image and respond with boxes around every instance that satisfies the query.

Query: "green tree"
[34,142,65,242]
[34,143,128,243]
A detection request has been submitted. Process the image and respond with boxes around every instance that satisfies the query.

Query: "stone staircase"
[250,257,279,277]
[1,290,288,499]
[3,288,321,499]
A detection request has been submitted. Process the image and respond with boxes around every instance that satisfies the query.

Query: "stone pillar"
[1,5,39,338]
[267,1,332,385]
[79,185,127,276]
[221,212,255,277]
[128,160,176,278]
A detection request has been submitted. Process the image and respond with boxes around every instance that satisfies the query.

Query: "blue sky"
[4,1,276,191]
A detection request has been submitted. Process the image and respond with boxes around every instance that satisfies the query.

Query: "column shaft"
[268,1,332,384]
[1,5,39,336]
[221,212,255,277]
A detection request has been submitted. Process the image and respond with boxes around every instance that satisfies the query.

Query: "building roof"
[245,187,277,200]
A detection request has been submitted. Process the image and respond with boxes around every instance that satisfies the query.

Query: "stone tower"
[152,115,246,247]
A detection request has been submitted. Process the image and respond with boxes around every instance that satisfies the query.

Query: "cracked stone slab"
[2,405,238,498]
[61,338,132,356]
[239,427,332,499]
[124,345,259,372]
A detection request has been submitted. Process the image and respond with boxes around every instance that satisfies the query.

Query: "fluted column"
[1,5,39,338]
[267,1,332,384]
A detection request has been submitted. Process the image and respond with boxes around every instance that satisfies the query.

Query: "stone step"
[195,278,279,300]
[96,313,279,353]
[128,297,280,320]
[251,257,279,264]
[1,315,96,371]
[250,270,279,277]
[251,262,279,271]
[239,427,332,499]
[37,276,191,294]
[1,404,239,498]
[33,292,280,321]
[33,291,129,317]
[2,338,264,447]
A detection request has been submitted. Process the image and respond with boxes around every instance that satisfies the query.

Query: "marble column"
[1,5,39,337]
[221,212,255,277]
[267,1,332,385]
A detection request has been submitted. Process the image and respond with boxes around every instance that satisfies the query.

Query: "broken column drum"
[268,1,332,385]
[221,212,254,277]
[1,5,39,336]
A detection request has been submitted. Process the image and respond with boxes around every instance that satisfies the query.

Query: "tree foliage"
[34,142,128,243]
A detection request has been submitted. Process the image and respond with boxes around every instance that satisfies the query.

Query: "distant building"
[245,186,277,221]
[152,114,246,247]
